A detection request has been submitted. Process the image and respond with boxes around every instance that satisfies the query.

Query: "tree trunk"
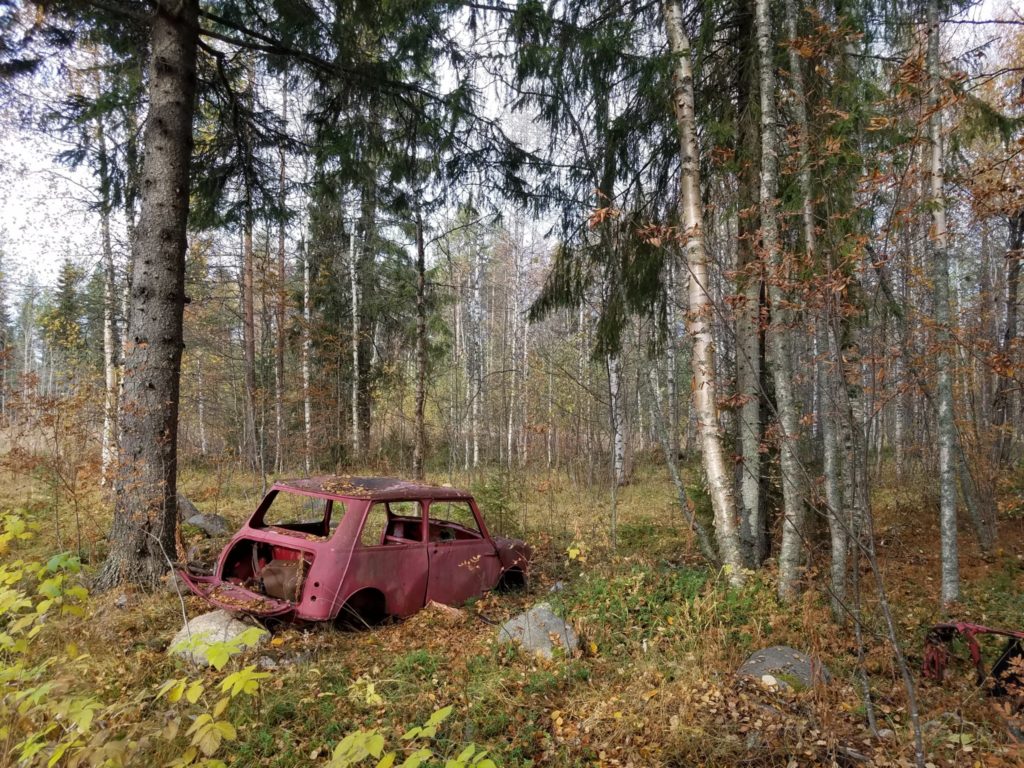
[412,213,427,480]
[992,211,1023,465]
[666,259,681,459]
[96,0,198,590]
[607,352,625,485]
[784,0,847,610]
[664,0,745,582]
[97,110,119,487]
[756,0,805,601]
[470,242,484,467]
[349,228,361,458]
[302,239,313,474]
[274,77,287,474]
[732,0,764,566]
[927,2,959,607]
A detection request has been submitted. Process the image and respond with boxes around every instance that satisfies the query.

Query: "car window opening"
[361,501,423,546]
[254,490,343,539]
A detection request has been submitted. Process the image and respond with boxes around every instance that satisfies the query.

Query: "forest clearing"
[2,0,1024,766]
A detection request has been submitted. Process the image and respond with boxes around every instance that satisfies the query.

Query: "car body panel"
[180,476,531,623]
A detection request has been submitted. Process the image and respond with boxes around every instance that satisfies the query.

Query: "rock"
[548,581,565,593]
[257,655,279,671]
[185,512,232,538]
[186,537,229,569]
[737,645,831,692]
[169,610,268,668]
[163,571,190,595]
[115,593,129,609]
[497,602,578,659]
[876,728,896,740]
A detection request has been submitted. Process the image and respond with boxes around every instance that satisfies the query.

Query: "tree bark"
[274,76,288,474]
[301,239,313,474]
[96,0,198,590]
[756,0,805,601]
[927,2,959,607]
[992,211,1023,465]
[412,213,427,479]
[664,0,745,582]
[96,107,119,487]
[349,228,361,458]
[735,0,764,566]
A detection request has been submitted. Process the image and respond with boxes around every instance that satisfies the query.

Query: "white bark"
[664,0,745,581]
[785,0,847,609]
[197,361,208,455]
[607,352,625,485]
[302,241,312,474]
[469,243,484,467]
[349,229,361,457]
[666,259,680,458]
[756,0,805,601]
[100,193,118,486]
[927,2,959,606]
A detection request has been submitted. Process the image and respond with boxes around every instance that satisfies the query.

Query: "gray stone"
[185,512,232,538]
[169,610,268,668]
[737,645,831,691]
[186,537,228,569]
[115,593,129,609]
[497,602,578,659]
[548,581,565,593]
[876,728,895,740]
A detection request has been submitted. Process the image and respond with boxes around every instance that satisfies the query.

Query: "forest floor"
[2,459,1023,767]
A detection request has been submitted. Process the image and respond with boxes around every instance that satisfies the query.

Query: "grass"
[1,459,1023,766]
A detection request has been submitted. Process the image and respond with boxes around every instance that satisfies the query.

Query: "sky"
[0,0,1019,306]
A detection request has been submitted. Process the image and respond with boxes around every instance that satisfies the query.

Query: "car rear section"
[180,532,338,620]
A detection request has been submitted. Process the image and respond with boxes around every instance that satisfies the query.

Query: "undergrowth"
[0,462,1021,766]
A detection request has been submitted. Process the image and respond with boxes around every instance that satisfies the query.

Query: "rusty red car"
[179,476,531,625]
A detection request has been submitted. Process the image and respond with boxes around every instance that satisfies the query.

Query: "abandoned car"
[179,476,531,625]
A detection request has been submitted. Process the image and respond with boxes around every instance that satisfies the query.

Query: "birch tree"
[926,1,959,606]
[664,0,745,581]
[755,0,805,601]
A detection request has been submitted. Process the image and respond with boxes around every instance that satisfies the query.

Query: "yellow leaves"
[348,675,385,707]
[566,541,587,563]
[219,665,269,698]
[328,729,386,767]
[186,714,237,757]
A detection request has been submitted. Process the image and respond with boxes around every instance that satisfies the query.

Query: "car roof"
[272,476,471,502]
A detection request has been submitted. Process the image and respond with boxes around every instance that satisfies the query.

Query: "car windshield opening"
[254,491,344,538]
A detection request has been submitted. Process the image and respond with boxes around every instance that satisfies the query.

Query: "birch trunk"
[664,0,745,580]
[274,78,287,474]
[756,0,805,601]
[666,259,681,459]
[302,240,313,473]
[349,229,361,457]
[927,2,959,606]
[412,214,427,480]
[735,0,764,565]
[97,111,118,487]
[784,0,847,608]
[470,243,484,467]
[992,211,1022,465]
[607,352,625,485]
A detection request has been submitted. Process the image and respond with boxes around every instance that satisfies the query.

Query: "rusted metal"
[923,621,1024,693]
[180,476,531,625]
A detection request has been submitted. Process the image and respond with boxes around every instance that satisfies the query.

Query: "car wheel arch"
[333,586,388,628]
